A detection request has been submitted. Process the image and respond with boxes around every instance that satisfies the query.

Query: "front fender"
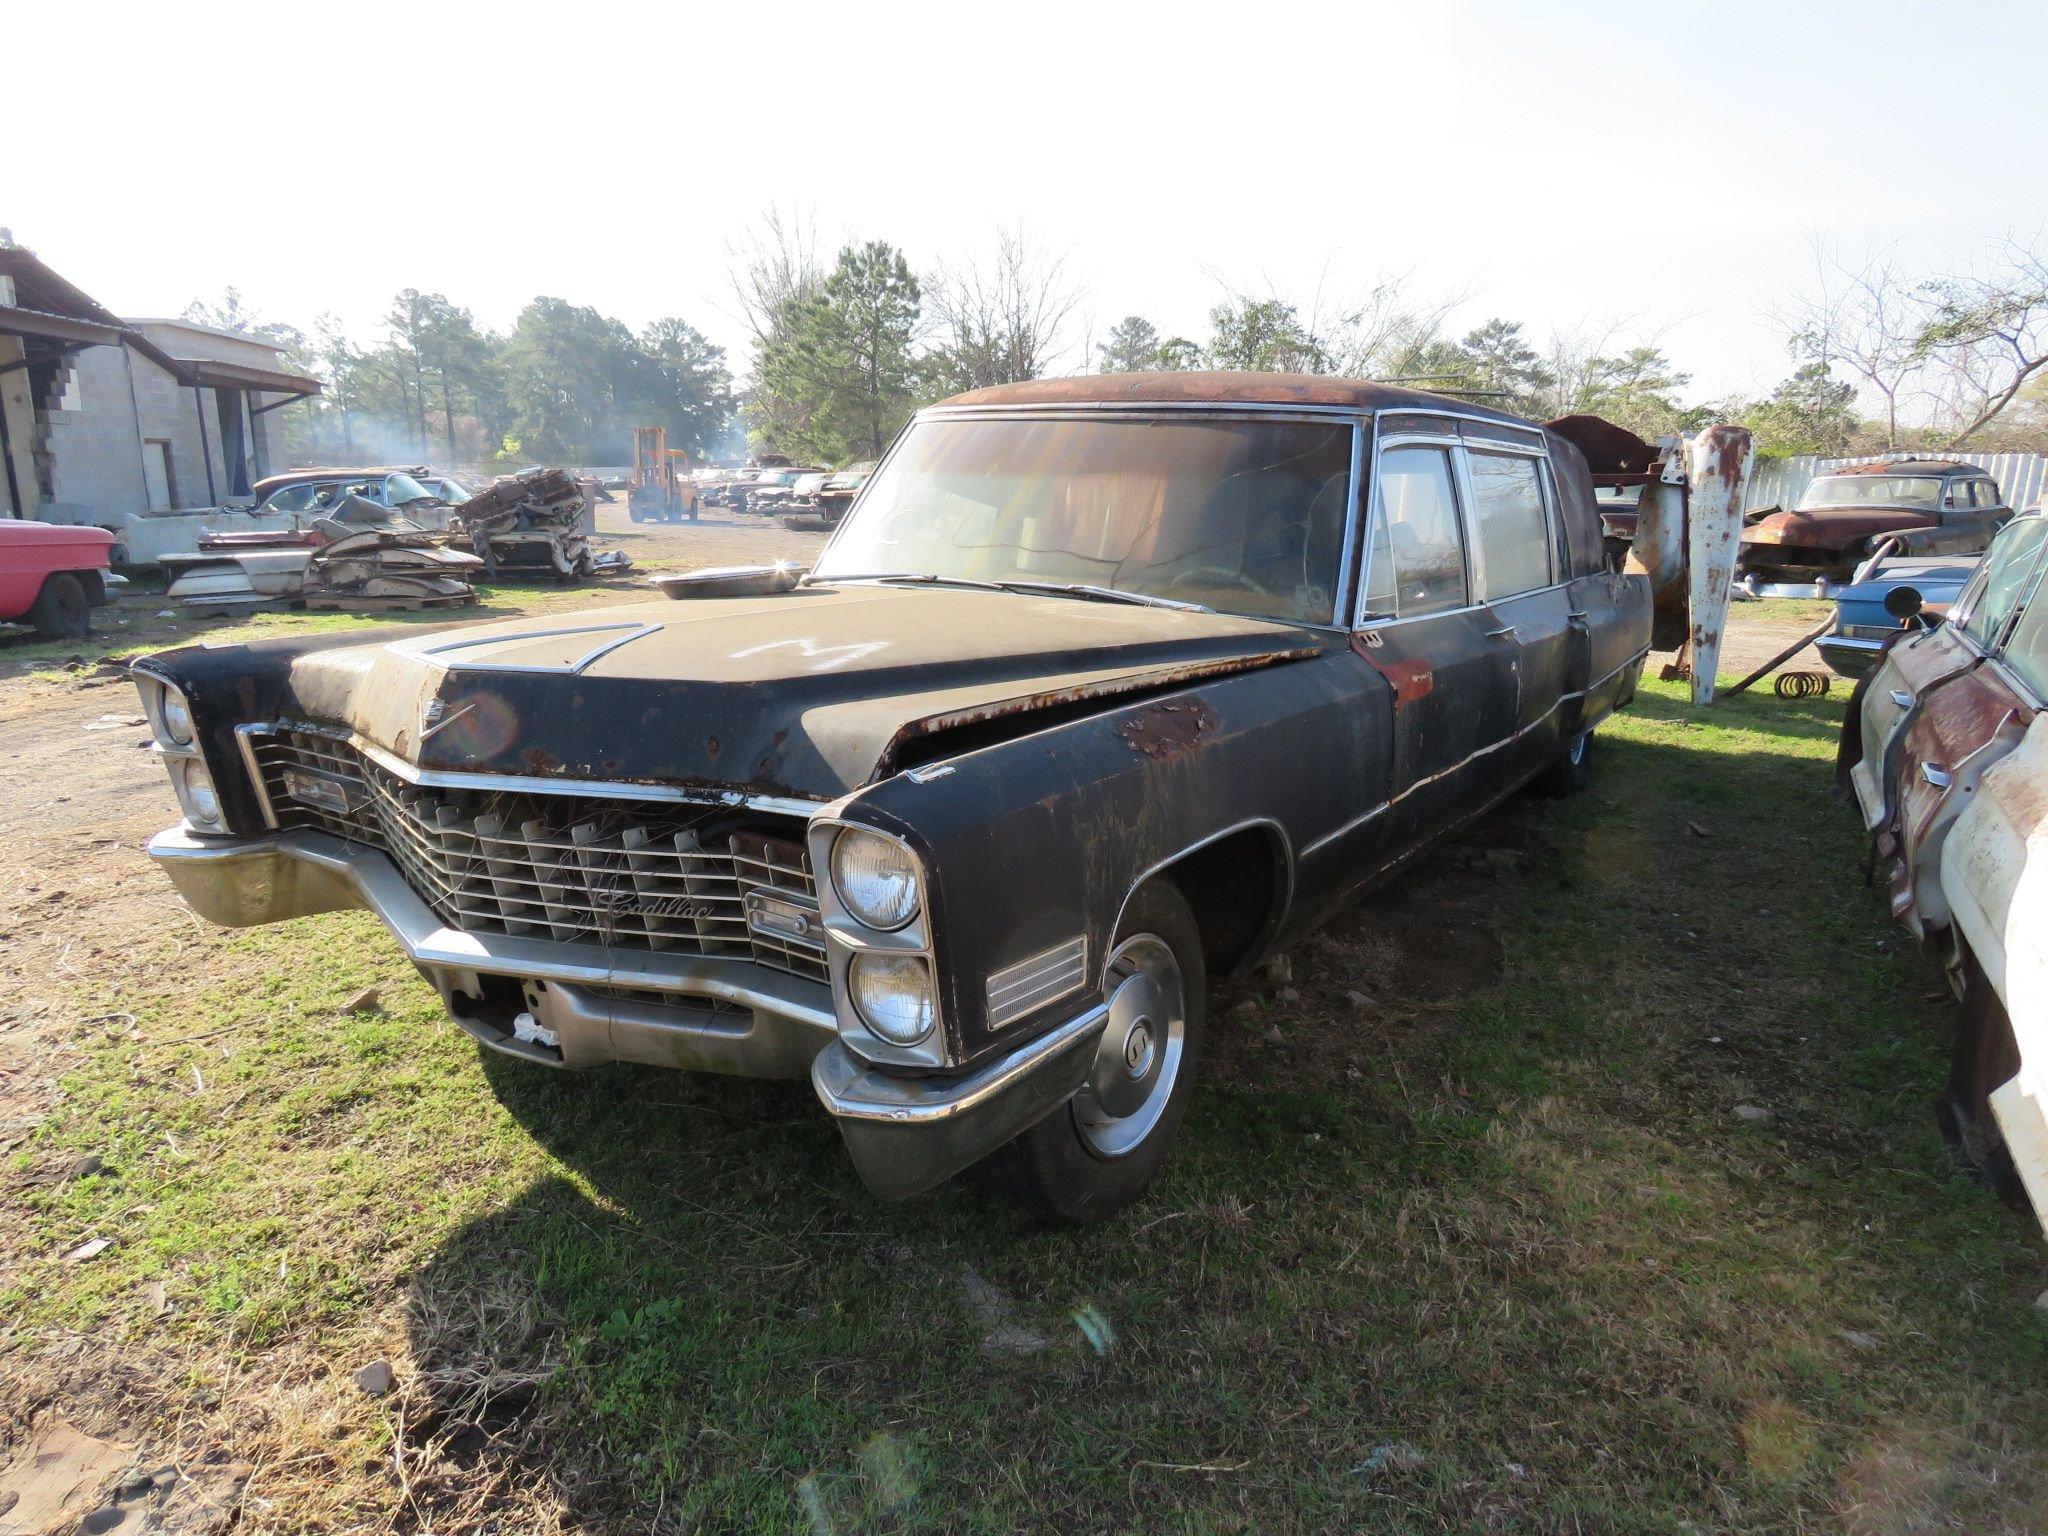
[840,651,1373,1067]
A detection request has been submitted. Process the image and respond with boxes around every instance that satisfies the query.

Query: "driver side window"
[1363,445,1469,619]
[1960,519,2048,649]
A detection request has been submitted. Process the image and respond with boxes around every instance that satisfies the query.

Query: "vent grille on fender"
[247,727,826,984]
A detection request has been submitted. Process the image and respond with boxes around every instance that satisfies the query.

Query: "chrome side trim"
[986,936,1088,1028]
[1300,645,1651,857]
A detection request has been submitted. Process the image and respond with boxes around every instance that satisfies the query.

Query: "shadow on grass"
[393,705,2048,1532]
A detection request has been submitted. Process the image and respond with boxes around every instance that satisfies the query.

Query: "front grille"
[249,726,827,984]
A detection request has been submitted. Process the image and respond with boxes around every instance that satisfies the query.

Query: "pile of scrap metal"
[448,467,633,580]
[161,496,483,614]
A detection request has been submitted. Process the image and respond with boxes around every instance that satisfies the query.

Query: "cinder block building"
[0,244,319,548]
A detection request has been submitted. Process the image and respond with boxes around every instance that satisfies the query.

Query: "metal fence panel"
[1747,452,2048,514]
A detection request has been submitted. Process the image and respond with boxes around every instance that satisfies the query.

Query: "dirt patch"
[1206,810,1524,1096]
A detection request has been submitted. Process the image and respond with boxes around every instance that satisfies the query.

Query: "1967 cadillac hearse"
[135,373,1669,1222]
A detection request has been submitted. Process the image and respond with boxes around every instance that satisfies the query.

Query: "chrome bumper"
[1815,633,1886,679]
[148,826,1109,1199]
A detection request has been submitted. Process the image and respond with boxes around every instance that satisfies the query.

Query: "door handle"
[1566,610,1589,620]
[1485,625,1518,640]
[1889,689,1913,708]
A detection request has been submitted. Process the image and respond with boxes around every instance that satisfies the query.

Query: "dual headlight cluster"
[135,673,225,833]
[828,826,936,1050]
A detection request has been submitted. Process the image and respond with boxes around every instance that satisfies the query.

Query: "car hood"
[1744,507,1935,549]
[278,584,1327,801]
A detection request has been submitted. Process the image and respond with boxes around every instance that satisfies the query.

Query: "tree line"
[193,217,2048,472]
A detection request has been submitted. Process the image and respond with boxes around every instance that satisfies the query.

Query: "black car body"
[133,373,1653,1219]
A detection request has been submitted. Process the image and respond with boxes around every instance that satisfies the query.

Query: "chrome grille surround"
[245,725,826,983]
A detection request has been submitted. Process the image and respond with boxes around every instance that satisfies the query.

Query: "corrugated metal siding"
[1748,452,2048,515]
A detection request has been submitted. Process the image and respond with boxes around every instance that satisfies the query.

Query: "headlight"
[180,760,223,829]
[830,828,920,930]
[161,688,195,746]
[848,953,936,1046]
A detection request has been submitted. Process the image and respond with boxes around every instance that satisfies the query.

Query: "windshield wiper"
[996,580,1213,613]
[806,572,1008,592]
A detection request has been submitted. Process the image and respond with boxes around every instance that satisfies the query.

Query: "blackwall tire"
[982,878,1206,1224]
[30,573,90,639]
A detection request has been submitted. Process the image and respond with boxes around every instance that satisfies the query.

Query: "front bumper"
[147,825,1106,1199]
[1815,632,1886,679]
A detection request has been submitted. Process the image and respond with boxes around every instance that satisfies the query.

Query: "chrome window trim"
[1354,438,1473,624]
[1459,443,1558,600]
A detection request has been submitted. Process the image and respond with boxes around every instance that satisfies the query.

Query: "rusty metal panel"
[1683,426,1752,704]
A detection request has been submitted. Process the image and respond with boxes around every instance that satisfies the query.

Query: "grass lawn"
[6,676,2048,1532]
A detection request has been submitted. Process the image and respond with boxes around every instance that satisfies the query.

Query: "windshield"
[383,472,437,505]
[1799,474,1941,510]
[811,415,1354,623]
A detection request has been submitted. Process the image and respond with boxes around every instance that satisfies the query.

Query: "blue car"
[1816,552,1979,677]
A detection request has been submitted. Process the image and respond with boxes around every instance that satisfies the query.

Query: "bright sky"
[11,0,2045,405]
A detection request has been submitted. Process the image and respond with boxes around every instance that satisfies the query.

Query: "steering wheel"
[1166,565,1269,595]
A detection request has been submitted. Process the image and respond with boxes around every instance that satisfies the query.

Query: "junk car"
[1815,547,1978,679]
[0,520,117,638]
[1741,458,2009,595]
[1838,511,2048,1232]
[134,373,1663,1221]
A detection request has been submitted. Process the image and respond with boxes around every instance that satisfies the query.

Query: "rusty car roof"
[1825,459,1988,478]
[934,370,1527,422]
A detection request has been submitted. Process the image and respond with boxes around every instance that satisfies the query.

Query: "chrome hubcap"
[1075,934,1185,1158]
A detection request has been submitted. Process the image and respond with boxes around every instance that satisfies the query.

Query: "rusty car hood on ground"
[276,584,1328,800]
[1742,506,1935,551]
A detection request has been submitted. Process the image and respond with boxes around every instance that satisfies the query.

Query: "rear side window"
[1365,446,1467,618]
[1961,519,2048,649]
[1466,451,1552,598]
[1973,479,2002,508]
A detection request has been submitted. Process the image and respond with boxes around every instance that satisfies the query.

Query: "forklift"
[627,427,698,523]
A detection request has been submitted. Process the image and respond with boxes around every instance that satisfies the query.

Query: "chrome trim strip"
[263,722,825,818]
[985,935,1089,1028]
[1105,817,1295,989]
[397,621,665,675]
[1299,645,1651,857]
[234,723,280,830]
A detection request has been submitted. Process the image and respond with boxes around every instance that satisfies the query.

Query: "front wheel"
[982,879,1206,1223]
[30,572,90,639]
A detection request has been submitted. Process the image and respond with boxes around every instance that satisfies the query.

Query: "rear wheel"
[29,572,90,639]
[1532,727,1593,798]
[983,879,1206,1223]
[1945,949,2029,1209]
